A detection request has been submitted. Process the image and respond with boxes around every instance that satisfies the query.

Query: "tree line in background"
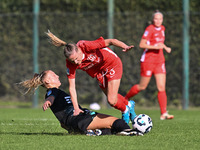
[0,0,199,107]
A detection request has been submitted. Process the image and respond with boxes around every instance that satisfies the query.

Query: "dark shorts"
[64,108,97,134]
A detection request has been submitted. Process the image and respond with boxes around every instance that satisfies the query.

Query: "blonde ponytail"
[46,30,67,47]
[19,72,45,94]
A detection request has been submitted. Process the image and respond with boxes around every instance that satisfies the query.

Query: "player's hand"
[73,108,84,116]
[42,101,51,111]
[156,43,165,49]
[122,45,134,52]
[164,47,171,53]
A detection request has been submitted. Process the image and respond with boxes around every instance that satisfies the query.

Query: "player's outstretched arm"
[104,39,134,52]
[68,78,84,116]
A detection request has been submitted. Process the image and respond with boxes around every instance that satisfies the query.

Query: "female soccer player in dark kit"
[19,70,143,136]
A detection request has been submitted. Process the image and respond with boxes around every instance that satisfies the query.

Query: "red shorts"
[96,59,123,89]
[140,62,166,77]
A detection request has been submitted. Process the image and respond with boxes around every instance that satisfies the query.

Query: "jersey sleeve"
[66,59,77,79]
[45,88,59,99]
[162,25,166,31]
[142,25,153,40]
[77,37,106,52]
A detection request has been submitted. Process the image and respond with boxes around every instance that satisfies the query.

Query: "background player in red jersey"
[125,10,174,120]
[46,31,136,124]
[19,70,143,136]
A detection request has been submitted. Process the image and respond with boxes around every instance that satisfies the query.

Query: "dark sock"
[111,119,130,134]
[100,128,112,135]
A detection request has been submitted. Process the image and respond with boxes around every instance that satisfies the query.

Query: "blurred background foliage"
[0,0,199,107]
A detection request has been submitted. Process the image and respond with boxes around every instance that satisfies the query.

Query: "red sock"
[113,98,126,112]
[125,84,140,100]
[118,94,128,105]
[157,91,167,114]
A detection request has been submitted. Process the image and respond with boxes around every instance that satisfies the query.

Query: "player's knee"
[138,85,147,91]
[107,96,117,106]
[157,85,165,91]
[108,100,115,107]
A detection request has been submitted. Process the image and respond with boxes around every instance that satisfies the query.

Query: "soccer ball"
[132,114,153,134]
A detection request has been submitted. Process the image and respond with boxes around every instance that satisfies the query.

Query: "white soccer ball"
[132,114,153,134]
[89,102,101,110]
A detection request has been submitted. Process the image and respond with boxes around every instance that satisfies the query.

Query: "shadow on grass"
[0,131,69,136]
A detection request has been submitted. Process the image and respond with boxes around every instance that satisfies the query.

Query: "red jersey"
[140,24,165,63]
[66,37,121,79]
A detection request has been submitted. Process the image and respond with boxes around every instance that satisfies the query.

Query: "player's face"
[68,49,83,65]
[45,70,61,88]
[153,13,163,27]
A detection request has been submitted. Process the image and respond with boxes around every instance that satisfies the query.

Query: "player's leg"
[87,113,141,136]
[155,73,174,120]
[106,79,131,124]
[87,113,118,129]
[125,76,151,123]
[125,62,152,100]
[125,76,151,100]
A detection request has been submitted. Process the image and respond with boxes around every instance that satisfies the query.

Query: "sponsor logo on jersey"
[155,37,164,42]
[64,96,72,104]
[47,90,52,96]
[154,33,159,36]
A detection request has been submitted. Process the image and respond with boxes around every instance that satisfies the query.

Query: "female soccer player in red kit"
[125,10,174,120]
[46,31,136,124]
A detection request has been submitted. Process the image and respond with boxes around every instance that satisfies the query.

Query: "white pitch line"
[13,118,56,121]
[1,123,58,126]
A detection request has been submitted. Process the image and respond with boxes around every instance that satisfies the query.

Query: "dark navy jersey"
[45,88,75,123]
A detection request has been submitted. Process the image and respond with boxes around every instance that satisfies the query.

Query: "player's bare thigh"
[154,73,166,91]
[101,79,121,106]
[138,76,151,90]
[87,113,118,130]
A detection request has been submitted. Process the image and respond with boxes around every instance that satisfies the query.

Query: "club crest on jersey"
[87,54,100,63]
[47,90,52,96]
[144,31,149,37]
[66,68,70,75]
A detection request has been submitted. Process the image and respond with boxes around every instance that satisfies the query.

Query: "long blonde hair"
[46,30,67,47]
[19,71,46,94]
[46,30,78,58]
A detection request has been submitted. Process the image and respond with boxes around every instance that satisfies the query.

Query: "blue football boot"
[129,100,137,122]
[122,105,130,124]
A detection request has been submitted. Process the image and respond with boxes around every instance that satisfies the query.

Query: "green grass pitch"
[0,108,200,150]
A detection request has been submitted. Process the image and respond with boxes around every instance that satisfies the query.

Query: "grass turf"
[0,108,200,150]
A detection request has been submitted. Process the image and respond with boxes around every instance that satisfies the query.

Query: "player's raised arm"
[104,39,134,52]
